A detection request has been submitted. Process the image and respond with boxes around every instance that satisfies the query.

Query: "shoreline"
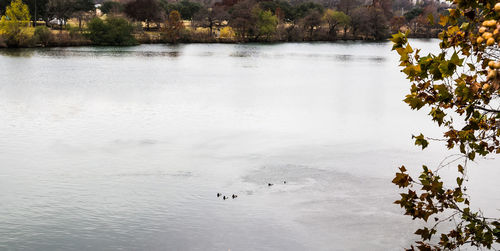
[0,35,438,49]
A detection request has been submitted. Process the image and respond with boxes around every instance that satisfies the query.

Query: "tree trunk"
[209,19,213,37]
[329,24,337,40]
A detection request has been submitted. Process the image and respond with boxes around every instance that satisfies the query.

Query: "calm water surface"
[0,41,498,250]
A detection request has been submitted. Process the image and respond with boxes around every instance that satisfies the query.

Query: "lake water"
[0,41,498,250]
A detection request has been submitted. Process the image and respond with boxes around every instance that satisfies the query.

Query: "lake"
[0,41,498,250]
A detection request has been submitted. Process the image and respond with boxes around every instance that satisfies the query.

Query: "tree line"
[1,0,451,47]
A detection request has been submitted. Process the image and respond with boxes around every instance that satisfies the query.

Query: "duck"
[268,183,273,186]
[217,193,222,197]
[232,194,238,199]
[223,196,228,200]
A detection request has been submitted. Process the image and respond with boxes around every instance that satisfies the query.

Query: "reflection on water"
[0,43,385,62]
[0,48,36,57]
[0,41,499,251]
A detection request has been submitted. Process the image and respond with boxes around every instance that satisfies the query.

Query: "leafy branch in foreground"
[391,0,500,250]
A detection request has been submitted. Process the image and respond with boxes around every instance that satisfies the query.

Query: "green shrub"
[86,17,137,46]
[34,26,52,46]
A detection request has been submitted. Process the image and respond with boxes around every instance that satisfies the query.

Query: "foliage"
[163,10,183,43]
[100,1,123,14]
[73,0,93,14]
[33,25,51,45]
[253,8,277,40]
[229,0,255,40]
[335,0,360,16]
[48,0,75,28]
[73,0,95,29]
[219,26,234,38]
[2,0,30,21]
[0,0,31,46]
[391,0,500,249]
[160,0,201,20]
[0,0,444,45]
[258,0,294,22]
[24,0,49,25]
[351,6,389,40]
[192,6,228,36]
[86,17,136,45]
[302,10,321,40]
[405,7,424,22]
[124,0,162,29]
[67,24,81,38]
[323,9,350,38]
[293,2,324,20]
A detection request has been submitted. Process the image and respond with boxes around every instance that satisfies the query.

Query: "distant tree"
[86,16,136,45]
[301,10,321,40]
[100,1,123,14]
[373,0,392,19]
[350,7,369,38]
[1,0,29,20]
[124,0,163,29]
[389,15,406,33]
[0,0,31,46]
[258,0,294,22]
[336,0,359,37]
[164,10,183,42]
[293,2,323,21]
[253,7,277,40]
[192,6,228,36]
[73,0,94,30]
[48,0,74,29]
[420,3,439,36]
[24,0,49,26]
[276,1,294,22]
[229,0,255,40]
[178,1,202,20]
[351,6,388,40]
[213,0,238,9]
[336,0,359,16]
[404,7,423,22]
[368,6,389,40]
[161,0,201,20]
[322,9,349,38]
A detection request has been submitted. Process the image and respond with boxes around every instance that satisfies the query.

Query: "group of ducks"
[268,181,286,186]
[217,180,287,200]
[217,193,237,200]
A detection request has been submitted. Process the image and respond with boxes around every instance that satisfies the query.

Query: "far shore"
[0,31,438,49]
